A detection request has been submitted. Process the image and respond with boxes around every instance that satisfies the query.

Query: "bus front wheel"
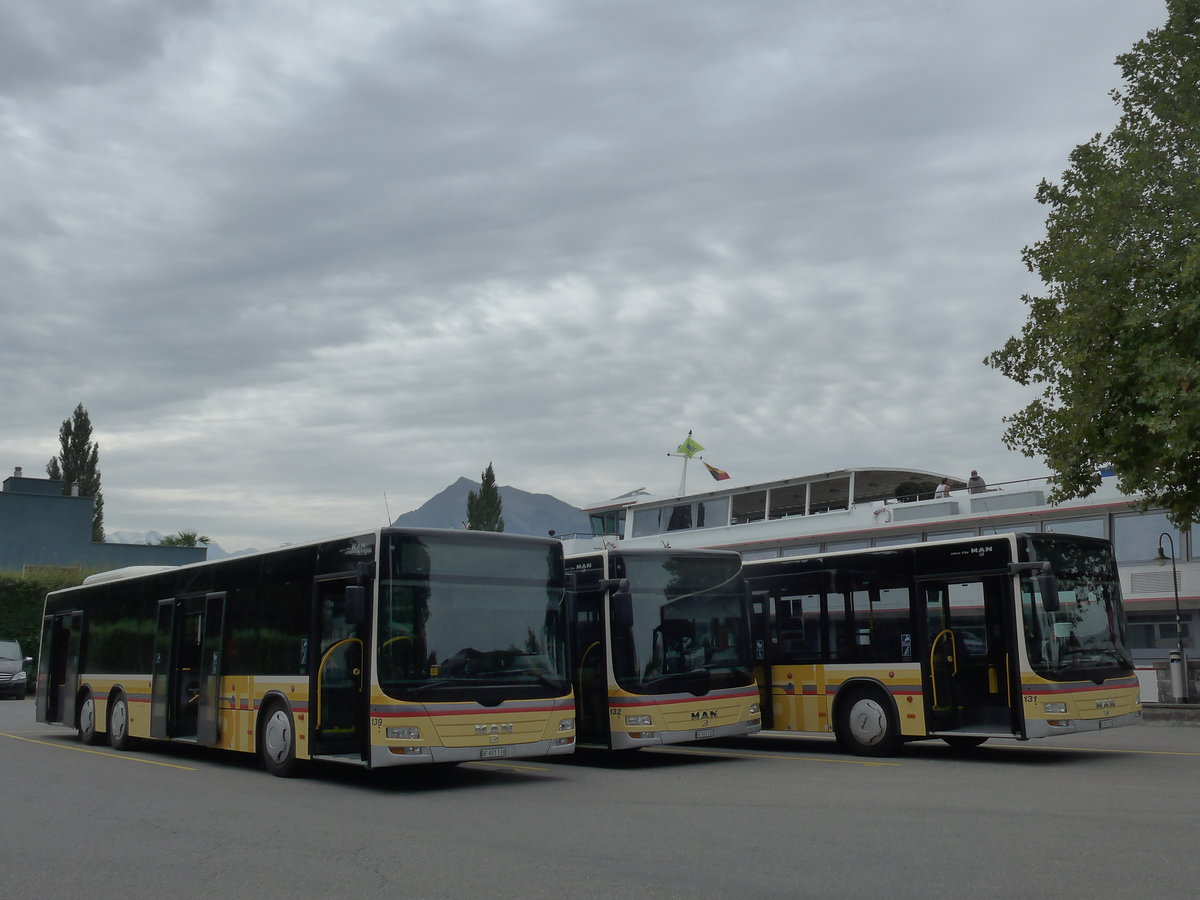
[836,687,900,757]
[259,701,299,777]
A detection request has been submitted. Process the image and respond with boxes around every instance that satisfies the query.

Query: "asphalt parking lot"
[2,698,1196,899]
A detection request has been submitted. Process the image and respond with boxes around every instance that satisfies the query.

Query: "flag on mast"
[703,462,731,481]
[676,434,704,458]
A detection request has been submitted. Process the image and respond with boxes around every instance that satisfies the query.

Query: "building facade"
[1,467,205,573]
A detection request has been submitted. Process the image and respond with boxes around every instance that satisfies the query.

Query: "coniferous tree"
[46,403,105,541]
[466,463,505,532]
[987,0,1200,526]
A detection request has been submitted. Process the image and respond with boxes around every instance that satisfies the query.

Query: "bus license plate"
[695,728,715,739]
[480,747,508,759]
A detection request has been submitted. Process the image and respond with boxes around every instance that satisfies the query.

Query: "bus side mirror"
[601,578,633,629]
[1009,561,1060,613]
[1037,574,1061,613]
[345,585,367,625]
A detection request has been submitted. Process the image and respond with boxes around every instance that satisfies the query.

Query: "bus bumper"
[609,718,762,751]
[1024,709,1142,739]
[368,736,576,768]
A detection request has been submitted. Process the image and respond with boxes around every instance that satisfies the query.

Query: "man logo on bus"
[475,723,515,735]
[690,710,718,721]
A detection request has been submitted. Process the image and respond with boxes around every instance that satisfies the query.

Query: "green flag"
[677,435,704,458]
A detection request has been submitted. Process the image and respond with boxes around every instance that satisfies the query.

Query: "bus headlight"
[386,726,421,740]
[1043,702,1067,715]
[558,718,575,732]
[625,714,652,727]
[748,703,760,715]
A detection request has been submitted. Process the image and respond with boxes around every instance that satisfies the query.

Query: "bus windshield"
[612,553,753,695]
[1021,534,1134,680]
[377,533,570,702]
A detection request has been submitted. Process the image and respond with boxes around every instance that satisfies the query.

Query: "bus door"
[919,575,1016,734]
[567,587,609,747]
[310,575,367,758]
[36,611,83,726]
[151,594,222,741]
[196,593,227,747]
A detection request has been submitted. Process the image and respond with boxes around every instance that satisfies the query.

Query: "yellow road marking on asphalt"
[0,732,198,770]
[647,745,901,767]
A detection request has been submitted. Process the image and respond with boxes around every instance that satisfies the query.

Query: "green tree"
[157,531,211,547]
[46,403,105,541]
[466,462,505,532]
[986,0,1200,526]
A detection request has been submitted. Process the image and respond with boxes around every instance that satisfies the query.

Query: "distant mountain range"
[106,478,592,560]
[105,530,243,560]
[390,476,591,538]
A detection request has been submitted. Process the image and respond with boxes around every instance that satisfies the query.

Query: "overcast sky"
[1,0,1169,552]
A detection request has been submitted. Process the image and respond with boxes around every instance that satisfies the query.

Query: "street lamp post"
[1156,532,1188,702]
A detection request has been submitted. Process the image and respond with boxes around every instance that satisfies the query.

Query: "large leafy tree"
[987,0,1200,526]
[466,463,505,532]
[46,403,105,541]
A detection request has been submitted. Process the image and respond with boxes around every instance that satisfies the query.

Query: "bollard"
[1168,650,1187,703]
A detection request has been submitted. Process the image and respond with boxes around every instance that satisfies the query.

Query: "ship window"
[698,498,729,528]
[808,476,850,514]
[731,491,766,524]
[666,504,693,531]
[769,485,807,519]
[632,507,664,537]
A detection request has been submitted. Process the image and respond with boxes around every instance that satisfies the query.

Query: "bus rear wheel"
[77,693,101,745]
[259,701,299,777]
[836,687,900,757]
[108,693,133,751]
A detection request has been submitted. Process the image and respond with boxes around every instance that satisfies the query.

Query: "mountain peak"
[393,478,590,537]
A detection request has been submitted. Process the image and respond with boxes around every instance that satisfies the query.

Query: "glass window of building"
[1112,512,1181,563]
[1044,517,1106,539]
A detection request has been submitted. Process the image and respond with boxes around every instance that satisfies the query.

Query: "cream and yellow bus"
[743,532,1141,755]
[565,547,761,749]
[37,528,575,775]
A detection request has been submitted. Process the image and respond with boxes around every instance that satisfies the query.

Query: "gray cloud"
[0,0,1166,550]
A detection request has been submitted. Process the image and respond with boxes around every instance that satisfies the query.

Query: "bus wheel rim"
[111,699,127,741]
[264,710,291,762]
[848,697,887,746]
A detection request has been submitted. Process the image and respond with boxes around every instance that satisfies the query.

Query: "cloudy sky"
[1,0,1168,552]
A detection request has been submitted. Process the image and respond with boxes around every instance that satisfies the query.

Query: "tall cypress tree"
[466,462,505,532]
[46,403,105,541]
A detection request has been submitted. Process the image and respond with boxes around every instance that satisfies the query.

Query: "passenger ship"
[560,465,1197,696]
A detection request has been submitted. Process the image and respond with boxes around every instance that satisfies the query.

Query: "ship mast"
[667,431,704,497]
